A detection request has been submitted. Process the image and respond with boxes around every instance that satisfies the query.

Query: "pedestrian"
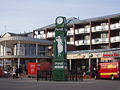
[18,66,22,78]
[15,68,19,78]
[12,66,16,79]
[94,68,99,79]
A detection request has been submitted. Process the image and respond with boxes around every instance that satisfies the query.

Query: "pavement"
[0,78,120,90]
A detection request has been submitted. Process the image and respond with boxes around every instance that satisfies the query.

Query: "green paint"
[53,16,68,81]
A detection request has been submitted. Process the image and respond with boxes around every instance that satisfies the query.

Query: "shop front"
[67,48,120,77]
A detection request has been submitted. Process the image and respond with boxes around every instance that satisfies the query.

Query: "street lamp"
[96,53,99,68]
[88,53,93,72]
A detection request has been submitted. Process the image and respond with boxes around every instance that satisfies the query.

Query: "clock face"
[56,17,64,24]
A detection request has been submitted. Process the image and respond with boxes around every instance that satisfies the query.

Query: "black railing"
[68,70,83,81]
[37,71,52,81]
[37,70,83,81]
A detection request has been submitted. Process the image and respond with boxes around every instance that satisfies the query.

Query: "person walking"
[12,66,16,79]
[15,67,19,78]
[18,66,22,78]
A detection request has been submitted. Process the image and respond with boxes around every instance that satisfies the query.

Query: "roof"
[0,33,52,48]
[76,13,120,24]
[34,13,120,31]
[1,32,33,38]
[34,17,80,30]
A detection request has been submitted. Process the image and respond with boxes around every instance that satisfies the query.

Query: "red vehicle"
[97,61,120,80]
[28,62,52,77]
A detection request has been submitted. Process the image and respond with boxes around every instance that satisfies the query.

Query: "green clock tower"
[52,16,68,81]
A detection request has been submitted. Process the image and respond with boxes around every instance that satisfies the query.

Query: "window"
[101,33,108,38]
[100,45,109,49]
[84,35,90,40]
[70,37,74,42]
[25,44,36,56]
[38,45,46,56]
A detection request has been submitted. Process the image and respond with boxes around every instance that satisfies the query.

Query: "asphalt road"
[0,78,120,90]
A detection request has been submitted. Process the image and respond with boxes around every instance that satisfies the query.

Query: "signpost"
[53,16,68,81]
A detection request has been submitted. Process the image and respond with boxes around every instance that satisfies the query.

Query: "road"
[0,78,120,90]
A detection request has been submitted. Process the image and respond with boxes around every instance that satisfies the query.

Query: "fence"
[68,70,83,81]
[37,71,52,81]
[37,70,83,81]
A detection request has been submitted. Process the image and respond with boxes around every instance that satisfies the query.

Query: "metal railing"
[37,70,83,81]
[37,71,52,81]
[68,70,83,81]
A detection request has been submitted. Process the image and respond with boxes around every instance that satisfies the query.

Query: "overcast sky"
[0,0,120,35]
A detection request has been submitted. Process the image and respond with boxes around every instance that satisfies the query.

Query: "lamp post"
[96,53,99,68]
[88,58,91,72]
[88,53,93,72]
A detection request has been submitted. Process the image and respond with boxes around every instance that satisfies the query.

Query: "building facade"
[0,32,52,72]
[33,13,120,74]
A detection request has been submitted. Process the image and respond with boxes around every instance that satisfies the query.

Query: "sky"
[0,0,120,35]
